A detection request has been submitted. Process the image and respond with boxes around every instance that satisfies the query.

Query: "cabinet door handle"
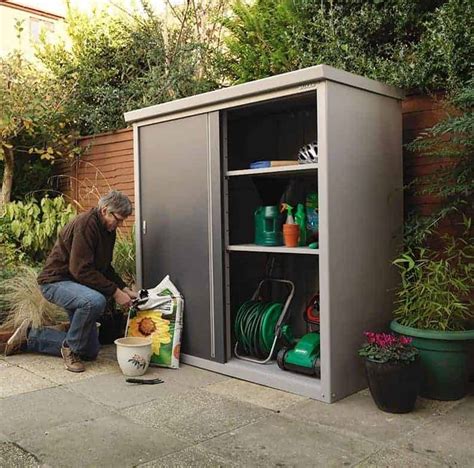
[142,220,147,235]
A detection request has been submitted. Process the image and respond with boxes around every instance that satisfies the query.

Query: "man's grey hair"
[98,190,132,217]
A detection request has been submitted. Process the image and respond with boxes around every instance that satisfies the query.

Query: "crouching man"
[5,190,136,372]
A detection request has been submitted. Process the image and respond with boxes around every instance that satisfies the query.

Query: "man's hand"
[113,288,132,307]
[123,287,138,300]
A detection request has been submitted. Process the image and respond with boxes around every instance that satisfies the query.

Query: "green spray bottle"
[295,203,307,246]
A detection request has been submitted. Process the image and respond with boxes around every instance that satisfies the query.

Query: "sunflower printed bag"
[126,275,184,368]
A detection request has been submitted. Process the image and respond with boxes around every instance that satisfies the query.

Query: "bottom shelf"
[181,354,324,401]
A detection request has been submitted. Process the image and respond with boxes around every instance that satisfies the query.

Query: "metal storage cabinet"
[125,65,403,403]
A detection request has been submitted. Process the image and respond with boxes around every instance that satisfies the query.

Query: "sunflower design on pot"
[128,310,172,358]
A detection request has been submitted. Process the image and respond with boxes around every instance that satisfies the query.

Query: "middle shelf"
[226,162,318,178]
[227,244,319,255]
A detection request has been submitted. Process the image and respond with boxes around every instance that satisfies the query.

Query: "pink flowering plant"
[358,332,418,364]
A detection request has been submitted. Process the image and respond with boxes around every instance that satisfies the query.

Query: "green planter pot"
[390,320,474,401]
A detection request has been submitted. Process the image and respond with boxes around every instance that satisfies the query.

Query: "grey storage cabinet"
[125,65,403,403]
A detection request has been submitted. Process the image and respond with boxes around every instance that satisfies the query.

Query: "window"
[29,17,54,43]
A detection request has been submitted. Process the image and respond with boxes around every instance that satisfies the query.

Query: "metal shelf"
[226,163,318,177]
[227,244,319,255]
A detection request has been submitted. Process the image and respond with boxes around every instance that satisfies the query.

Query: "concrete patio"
[1,346,472,467]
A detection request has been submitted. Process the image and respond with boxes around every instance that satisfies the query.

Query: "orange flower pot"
[283,224,300,247]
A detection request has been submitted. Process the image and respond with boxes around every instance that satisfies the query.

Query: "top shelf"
[226,163,318,177]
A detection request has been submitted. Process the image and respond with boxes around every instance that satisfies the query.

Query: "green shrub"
[37,2,223,135]
[1,196,76,263]
[224,0,472,93]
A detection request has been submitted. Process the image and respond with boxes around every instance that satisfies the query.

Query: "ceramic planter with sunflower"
[126,276,184,368]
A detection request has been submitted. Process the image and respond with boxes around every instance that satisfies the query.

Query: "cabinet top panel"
[124,64,404,125]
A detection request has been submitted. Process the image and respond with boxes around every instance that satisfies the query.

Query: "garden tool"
[126,377,164,385]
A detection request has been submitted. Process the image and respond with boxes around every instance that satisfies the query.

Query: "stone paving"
[0,346,472,467]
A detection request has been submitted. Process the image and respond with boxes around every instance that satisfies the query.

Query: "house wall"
[0,2,67,62]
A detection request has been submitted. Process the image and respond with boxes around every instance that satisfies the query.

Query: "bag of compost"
[125,275,184,368]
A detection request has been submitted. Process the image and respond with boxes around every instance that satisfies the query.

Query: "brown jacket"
[38,208,126,296]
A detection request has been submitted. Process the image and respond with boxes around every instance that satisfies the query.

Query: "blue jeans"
[31,281,107,359]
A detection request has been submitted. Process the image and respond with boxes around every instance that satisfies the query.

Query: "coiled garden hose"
[234,300,283,358]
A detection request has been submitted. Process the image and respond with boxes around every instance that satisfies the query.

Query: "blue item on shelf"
[250,161,271,169]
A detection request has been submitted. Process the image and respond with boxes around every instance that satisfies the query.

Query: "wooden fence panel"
[54,128,135,233]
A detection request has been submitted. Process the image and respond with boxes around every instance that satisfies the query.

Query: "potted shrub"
[391,237,474,400]
[359,332,420,413]
[391,82,474,400]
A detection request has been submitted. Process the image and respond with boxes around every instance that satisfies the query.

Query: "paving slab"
[200,413,377,467]
[3,352,48,365]
[13,353,120,385]
[122,388,271,443]
[206,378,308,411]
[0,442,41,468]
[138,446,239,467]
[146,364,230,389]
[0,386,111,441]
[97,344,117,361]
[0,359,11,369]
[354,447,447,467]
[397,396,474,467]
[65,370,188,410]
[19,414,188,468]
[0,365,55,398]
[283,388,460,444]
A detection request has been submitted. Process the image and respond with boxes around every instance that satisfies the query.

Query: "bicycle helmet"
[297,141,318,164]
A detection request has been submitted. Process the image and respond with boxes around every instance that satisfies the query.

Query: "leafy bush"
[224,0,472,92]
[37,1,225,135]
[0,51,81,208]
[1,196,76,262]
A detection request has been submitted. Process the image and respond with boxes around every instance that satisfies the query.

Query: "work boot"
[61,343,85,373]
[4,319,30,356]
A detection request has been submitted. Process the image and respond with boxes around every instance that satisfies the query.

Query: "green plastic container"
[254,206,283,246]
[390,320,474,401]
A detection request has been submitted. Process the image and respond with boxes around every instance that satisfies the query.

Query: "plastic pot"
[365,357,420,413]
[390,320,474,401]
[283,224,299,247]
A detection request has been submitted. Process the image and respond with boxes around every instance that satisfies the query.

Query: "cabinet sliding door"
[138,112,224,362]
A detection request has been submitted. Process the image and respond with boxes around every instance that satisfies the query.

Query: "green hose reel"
[234,279,294,364]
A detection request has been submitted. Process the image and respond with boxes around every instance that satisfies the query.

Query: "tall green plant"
[1,196,76,262]
[393,236,474,331]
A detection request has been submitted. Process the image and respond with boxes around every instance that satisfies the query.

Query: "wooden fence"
[54,128,135,231]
